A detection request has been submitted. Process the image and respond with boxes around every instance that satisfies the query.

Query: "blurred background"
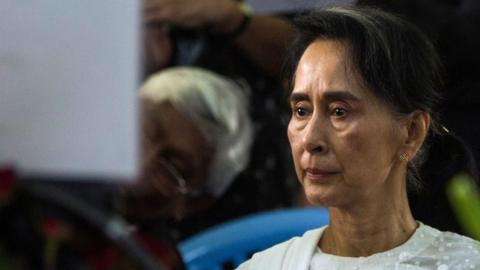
[1,0,479,269]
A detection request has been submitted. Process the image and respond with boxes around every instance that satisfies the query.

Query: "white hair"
[140,67,253,197]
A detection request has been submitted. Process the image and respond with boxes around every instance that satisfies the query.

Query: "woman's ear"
[403,111,431,159]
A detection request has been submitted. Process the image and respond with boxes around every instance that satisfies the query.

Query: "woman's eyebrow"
[289,92,309,103]
[323,90,360,102]
[289,90,360,103]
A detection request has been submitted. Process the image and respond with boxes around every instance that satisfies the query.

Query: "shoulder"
[419,224,480,267]
[236,227,325,270]
[437,230,480,260]
[431,226,480,255]
[235,237,296,270]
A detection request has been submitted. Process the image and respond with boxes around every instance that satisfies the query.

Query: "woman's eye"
[295,107,308,118]
[331,107,347,117]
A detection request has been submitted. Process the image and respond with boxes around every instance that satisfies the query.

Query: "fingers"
[142,0,173,11]
[143,7,172,25]
[142,0,229,28]
[142,0,175,24]
[143,0,204,26]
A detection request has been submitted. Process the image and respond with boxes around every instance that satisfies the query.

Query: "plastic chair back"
[179,207,329,270]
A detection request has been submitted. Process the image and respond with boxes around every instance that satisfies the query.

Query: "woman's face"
[141,101,213,193]
[123,100,214,221]
[288,39,406,208]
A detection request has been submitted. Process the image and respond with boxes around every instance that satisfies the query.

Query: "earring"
[399,153,409,162]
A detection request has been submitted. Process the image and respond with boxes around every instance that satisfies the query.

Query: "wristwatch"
[226,1,253,38]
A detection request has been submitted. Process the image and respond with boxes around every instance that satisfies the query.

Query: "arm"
[142,24,172,75]
[226,11,294,79]
[143,0,294,78]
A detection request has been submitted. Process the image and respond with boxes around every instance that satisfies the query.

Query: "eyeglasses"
[157,156,203,197]
[157,156,189,194]
[142,140,204,197]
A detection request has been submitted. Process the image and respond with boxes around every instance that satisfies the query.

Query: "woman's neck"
[319,184,417,257]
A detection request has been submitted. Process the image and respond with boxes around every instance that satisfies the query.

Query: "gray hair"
[140,67,253,197]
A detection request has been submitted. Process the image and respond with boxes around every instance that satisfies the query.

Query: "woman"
[121,67,253,223]
[237,7,480,270]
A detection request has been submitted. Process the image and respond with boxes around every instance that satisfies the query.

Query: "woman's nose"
[302,116,328,154]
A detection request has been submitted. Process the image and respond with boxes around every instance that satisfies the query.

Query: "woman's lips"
[305,168,339,181]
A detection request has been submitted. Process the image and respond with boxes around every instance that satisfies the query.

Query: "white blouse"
[309,223,480,270]
[237,223,480,270]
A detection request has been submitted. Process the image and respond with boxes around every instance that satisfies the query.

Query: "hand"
[143,0,241,33]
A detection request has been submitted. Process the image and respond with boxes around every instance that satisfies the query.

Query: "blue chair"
[179,207,329,270]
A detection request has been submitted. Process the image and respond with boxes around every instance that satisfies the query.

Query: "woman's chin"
[303,182,336,206]
[305,191,334,207]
